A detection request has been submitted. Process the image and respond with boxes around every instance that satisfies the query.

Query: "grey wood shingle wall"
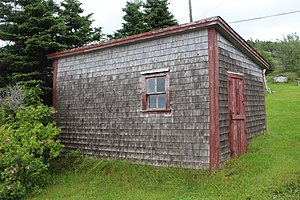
[56,29,211,168]
[217,34,267,164]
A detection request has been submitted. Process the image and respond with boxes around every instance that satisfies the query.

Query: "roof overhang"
[47,16,269,69]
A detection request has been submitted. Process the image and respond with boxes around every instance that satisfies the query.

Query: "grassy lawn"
[26,83,300,200]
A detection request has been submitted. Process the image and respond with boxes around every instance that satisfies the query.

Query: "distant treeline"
[247,33,300,76]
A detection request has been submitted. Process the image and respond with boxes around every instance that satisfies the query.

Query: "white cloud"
[79,0,300,40]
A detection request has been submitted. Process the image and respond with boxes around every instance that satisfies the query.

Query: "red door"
[227,73,247,158]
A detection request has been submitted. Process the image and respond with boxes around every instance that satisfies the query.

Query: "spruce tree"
[58,0,102,48]
[109,0,148,39]
[109,0,178,40]
[0,0,102,104]
[143,0,178,31]
[0,0,65,100]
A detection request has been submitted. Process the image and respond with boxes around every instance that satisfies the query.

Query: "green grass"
[25,83,300,200]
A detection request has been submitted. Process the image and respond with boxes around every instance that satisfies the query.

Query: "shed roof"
[47,16,269,69]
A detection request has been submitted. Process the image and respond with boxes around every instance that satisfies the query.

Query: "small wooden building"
[48,16,268,169]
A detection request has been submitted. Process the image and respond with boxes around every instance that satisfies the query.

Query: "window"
[147,77,166,109]
[141,69,170,112]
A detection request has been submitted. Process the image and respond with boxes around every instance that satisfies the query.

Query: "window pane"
[157,94,166,109]
[147,78,156,93]
[148,95,157,109]
[157,77,165,92]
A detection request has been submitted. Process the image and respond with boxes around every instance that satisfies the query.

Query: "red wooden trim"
[241,77,247,153]
[141,76,147,111]
[52,60,58,108]
[141,72,170,112]
[141,110,171,114]
[261,71,268,131]
[142,71,169,78]
[227,78,234,157]
[208,28,220,170]
[165,73,170,111]
[227,73,244,79]
[232,114,246,120]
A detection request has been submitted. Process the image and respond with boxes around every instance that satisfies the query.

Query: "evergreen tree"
[247,39,276,74]
[0,0,65,101]
[0,0,102,104]
[58,0,102,48]
[110,0,147,39]
[143,0,178,31]
[109,0,178,39]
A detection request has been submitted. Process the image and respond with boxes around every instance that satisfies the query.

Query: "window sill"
[141,109,171,114]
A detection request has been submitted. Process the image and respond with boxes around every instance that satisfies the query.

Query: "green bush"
[0,85,63,199]
[282,72,299,82]
[0,85,25,119]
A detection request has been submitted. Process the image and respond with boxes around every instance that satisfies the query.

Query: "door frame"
[227,72,247,158]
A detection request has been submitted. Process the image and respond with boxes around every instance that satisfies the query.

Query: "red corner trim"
[52,59,58,108]
[208,28,220,170]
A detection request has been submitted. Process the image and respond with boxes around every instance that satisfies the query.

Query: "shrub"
[282,72,299,82]
[0,85,25,121]
[0,85,63,199]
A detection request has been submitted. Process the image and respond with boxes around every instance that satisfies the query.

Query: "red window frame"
[142,72,170,113]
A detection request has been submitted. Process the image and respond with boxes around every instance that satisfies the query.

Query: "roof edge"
[47,16,219,60]
[47,16,269,69]
[215,17,269,69]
